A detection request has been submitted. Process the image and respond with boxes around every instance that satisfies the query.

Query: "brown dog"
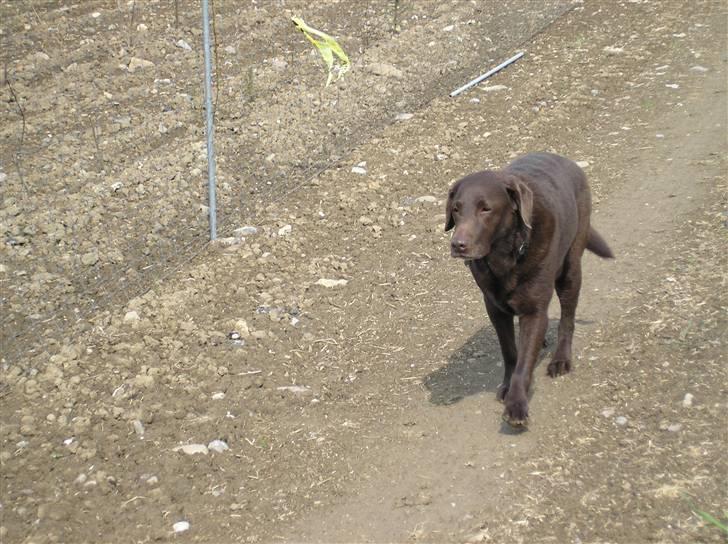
[445,152,613,428]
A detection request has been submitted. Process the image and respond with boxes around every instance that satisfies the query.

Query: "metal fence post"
[201,0,217,240]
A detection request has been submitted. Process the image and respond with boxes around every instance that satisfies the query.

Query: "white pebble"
[601,408,615,418]
[482,84,508,92]
[351,166,367,175]
[173,521,190,533]
[132,419,145,437]
[176,39,192,51]
[667,423,682,432]
[665,83,680,89]
[277,224,292,236]
[123,310,140,323]
[174,443,209,455]
[682,393,694,407]
[315,278,348,288]
[208,439,230,454]
[211,392,225,400]
[615,416,628,426]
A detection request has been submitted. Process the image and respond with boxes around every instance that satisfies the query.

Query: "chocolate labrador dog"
[445,152,613,428]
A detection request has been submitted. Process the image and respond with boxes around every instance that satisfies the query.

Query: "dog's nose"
[451,238,468,253]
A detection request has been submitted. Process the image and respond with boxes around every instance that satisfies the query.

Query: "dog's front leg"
[503,311,548,427]
[484,296,516,402]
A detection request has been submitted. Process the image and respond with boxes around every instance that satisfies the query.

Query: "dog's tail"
[587,227,614,259]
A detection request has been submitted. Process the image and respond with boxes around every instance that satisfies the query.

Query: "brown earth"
[1,1,726,544]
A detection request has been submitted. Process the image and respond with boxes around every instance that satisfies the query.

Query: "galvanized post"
[201,0,217,240]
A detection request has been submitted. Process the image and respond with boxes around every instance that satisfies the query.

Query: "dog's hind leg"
[548,248,583,377]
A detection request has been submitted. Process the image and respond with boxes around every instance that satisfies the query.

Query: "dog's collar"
[517,240,528,259]
[515,225,530,261]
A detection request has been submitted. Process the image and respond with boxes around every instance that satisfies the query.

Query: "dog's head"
[445,171,533,259]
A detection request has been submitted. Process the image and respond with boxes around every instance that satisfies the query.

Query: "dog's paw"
[547,358,572,378]
[502,397,529,428]
[496,383,509,402]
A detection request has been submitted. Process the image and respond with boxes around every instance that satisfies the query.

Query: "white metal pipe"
[201,0,217,240]
[449,51,524,97]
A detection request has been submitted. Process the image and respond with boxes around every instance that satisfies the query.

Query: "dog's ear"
[505,175,533,229]
[445,179,462,231]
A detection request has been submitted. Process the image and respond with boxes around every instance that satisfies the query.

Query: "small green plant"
[244,66,255,103]
[292,16,350,86]
[684,495,728,536]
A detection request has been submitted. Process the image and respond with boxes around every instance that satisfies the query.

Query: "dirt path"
[278,9,728,544]
[1,1,726,544]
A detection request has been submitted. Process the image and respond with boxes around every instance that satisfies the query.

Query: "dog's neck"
[485,215,531,273]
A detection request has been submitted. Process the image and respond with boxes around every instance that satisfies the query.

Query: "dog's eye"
[479,206,491,214]
[452,204,461,213]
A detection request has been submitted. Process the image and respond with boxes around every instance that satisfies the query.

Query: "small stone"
[351,166,367,175]
[124,311,140,323]
[234,226,258,237]
[603,46,624,54]
[689,65,708,73]
[442,24,455,32]
[482,84,508,92]
[414,195,437,204]
[134,374,155,388]
[315,278,348,288]
[211,392,225,400]
[73,418,92,436]
[234,319,250,338]
[224,45,236,54]
[174,444,208,455]
[277,224,292,236]
[615,416,628,426]
[173,521,190,533]
[132,419,145,437]
[575,161,590,169]
[667,423,682,432]
[601,408,615,418]
[665,83,679,89]
[176,39,192,51]
[682,393,694,407]
[137,23,148,32]
[270,58,288,71]
[359,216,373,226]
[207,439,229,453]
[81,252,99,266]
[128,57,155,72]
[395,113,414,121]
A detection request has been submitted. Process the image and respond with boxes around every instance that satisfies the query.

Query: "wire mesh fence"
[1,0,574,365]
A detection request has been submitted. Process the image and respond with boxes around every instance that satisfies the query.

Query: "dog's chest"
[468,259,520,314]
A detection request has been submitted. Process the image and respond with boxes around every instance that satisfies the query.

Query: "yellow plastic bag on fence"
[292,16,350,86]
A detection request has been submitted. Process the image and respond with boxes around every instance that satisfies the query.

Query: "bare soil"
[1,1,726,544]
